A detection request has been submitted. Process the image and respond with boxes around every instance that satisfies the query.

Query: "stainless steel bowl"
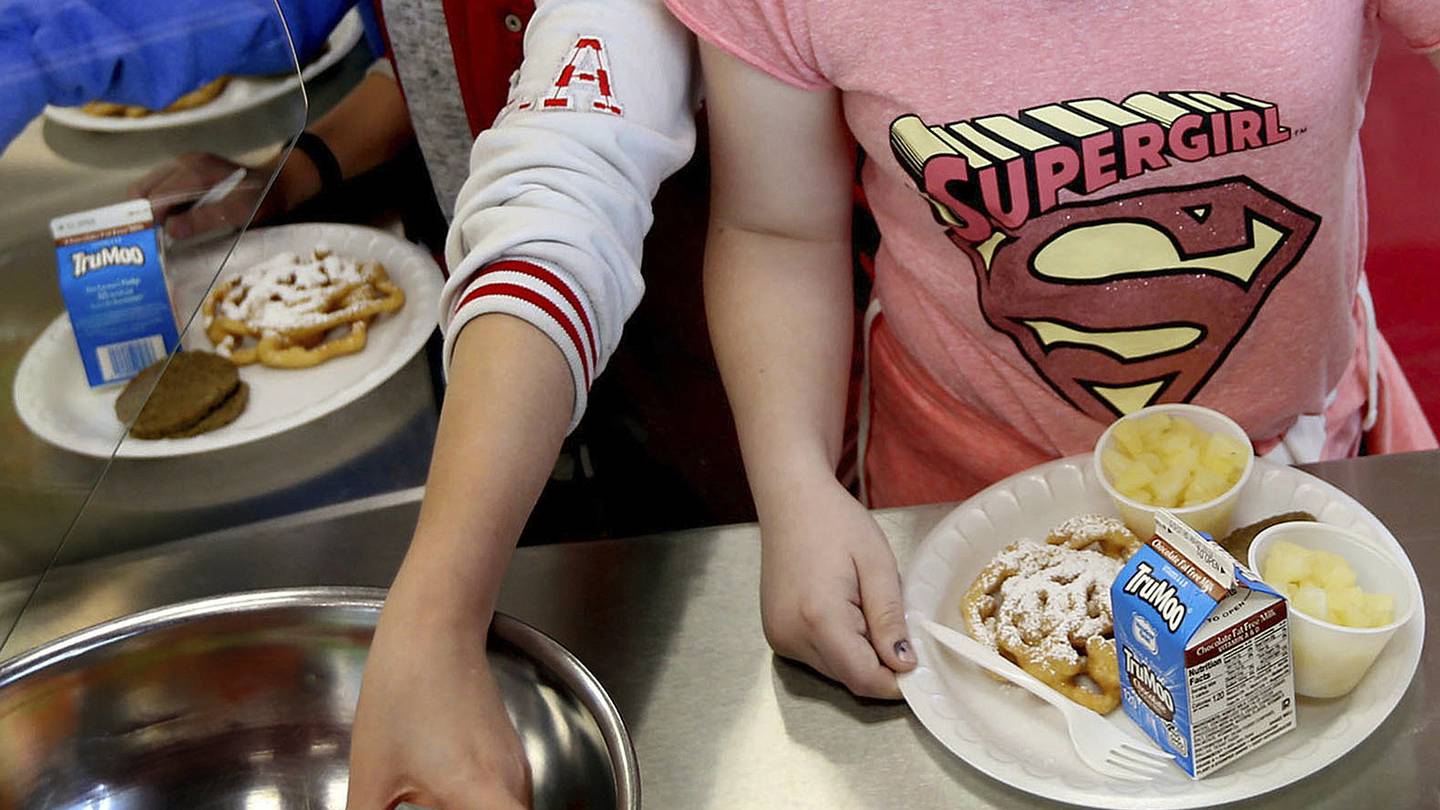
[0,588,639,809]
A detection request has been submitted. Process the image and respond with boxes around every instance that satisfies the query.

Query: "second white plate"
[899,455,1424,809]
[14,222,443,459]
[42,10,363,133]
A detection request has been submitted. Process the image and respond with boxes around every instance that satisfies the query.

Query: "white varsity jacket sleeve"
[439,0,699,432]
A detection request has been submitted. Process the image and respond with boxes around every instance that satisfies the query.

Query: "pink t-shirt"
[667,0,1440,500]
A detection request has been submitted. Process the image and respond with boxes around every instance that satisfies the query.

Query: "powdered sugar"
[209,251,381,335]
[967,541,1121,673]
[1050,514,1130,545]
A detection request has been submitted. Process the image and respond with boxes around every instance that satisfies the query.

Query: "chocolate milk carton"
[1111,511,1295,778]
[52,200,179,387]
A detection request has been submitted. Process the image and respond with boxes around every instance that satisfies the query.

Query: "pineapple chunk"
[1327,585,1365,626]
[1263,541,1397,629]
[1360,593,1396,627]
[1101,448,1130,480]
[1164,445,1201,474]
[1151,464,1190,505]
[1114,459,1155,491]
[1157,430,1194,457]
[1184,466,1228,505]
[1101,411,1247,508]
[1119,484,1154,503]
[1312,551,1358,590]
[1150,489,1181,509]
[1171,416,1206,444]
[1136,413,1173,438]
[1262,540,1313,586]
[1292,584,1328,620]
[1136,452,1166,474]
[1201,454,1236,477]
[1111,421,1146,456]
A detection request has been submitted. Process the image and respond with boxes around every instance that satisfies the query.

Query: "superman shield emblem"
[955,177,1321,420]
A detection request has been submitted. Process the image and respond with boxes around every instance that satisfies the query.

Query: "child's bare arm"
[702,40,854,518]
[346,316,569,810]
[701,41,915,698]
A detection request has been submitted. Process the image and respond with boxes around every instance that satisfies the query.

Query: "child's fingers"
[413,769,530,810]
[855,539,916,674]
[814,617,901,699]
[342,756,407,810]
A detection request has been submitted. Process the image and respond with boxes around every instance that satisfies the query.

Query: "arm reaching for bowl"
[346,318,562,810]
[346,0,698,806]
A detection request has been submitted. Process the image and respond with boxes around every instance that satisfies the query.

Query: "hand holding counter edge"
[348,0,698,806]
[0,0,352,152]
[699,41,915,697]
[759,477,915,699]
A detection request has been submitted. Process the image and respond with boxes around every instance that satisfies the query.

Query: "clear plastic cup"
[1249,522,1419,698]
[1093,403,1255,539]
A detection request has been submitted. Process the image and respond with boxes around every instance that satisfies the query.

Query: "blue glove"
[0,0,354,151]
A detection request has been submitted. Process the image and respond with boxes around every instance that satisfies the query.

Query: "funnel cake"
[82,76,232,118]
[203,250,405,369]
[1046,514,1142,560]
[962,516,1139,714]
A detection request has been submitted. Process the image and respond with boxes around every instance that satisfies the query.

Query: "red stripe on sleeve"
[453,260,600,365]
[453,282,592,385]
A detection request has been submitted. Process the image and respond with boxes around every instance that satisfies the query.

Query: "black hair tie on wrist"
[292,131,343,197]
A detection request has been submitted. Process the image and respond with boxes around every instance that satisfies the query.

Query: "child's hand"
[758,477,917,699]
[346,567,531,810]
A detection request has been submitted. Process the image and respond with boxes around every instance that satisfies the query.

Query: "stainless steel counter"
[3,450,1435,808]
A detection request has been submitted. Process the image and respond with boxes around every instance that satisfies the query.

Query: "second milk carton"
[1111,511,1295,778]
[52,199,179,387]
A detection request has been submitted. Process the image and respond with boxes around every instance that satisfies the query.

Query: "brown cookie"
[168,382,248,438]
[118,351,239,439]
[113,360,165,426]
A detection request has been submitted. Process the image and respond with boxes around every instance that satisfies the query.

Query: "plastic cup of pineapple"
[1250,522,1418,698]
[1093,403,1254,539]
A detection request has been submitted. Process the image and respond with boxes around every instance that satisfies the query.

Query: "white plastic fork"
[921,619,1175,782]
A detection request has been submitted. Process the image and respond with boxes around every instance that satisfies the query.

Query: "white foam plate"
[899,455,1424,808]
[42,10,363,133]
[14,223,442,458]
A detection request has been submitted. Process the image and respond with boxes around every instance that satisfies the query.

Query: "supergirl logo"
[890,91,1291,243]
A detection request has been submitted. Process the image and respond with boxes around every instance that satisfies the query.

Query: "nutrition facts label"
[1188,621,1295,777]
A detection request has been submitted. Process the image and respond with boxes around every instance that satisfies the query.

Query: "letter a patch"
[526,36,624,116]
